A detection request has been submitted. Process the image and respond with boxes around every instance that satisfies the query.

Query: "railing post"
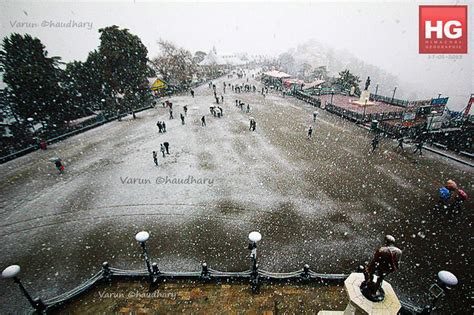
[200,262,211,282]
[149,262,160,285]
[102,262,111,280]
[301,264,311,281]
[251,263,260,294]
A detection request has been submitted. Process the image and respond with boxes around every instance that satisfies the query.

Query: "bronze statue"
[361,235,402,302]
[364,76,371,91]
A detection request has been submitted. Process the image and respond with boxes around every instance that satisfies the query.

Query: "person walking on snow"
[396,136,404,151]
[153,151,158,166]
[190,90,194,98]
[162,121,167,133]
[246,104,250,113]
[201,116,206,126]
[163,142,170,154]
[169,109,174,119]
[183,105,188,116]
[371,134,380,152]
[413,140,424,156]
[180,113,185,125]
[307,126,313,139]
[54,159,65,173]
[313,111,318,122]
[160,144,166,158]
[157,121,162,133]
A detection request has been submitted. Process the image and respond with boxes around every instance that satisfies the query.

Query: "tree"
[151,40,197,90]
[298,63,312,79]
[336,69,361,95]
[277,52,295,75]
[97,25,149,115]
[311,66,328,81]
[0,33,64,126]
[63,51,107,113]
[193,51,207,64]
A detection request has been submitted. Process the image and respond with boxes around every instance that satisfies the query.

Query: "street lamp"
[2,265,45,312]
[330,88,335,105]
[135,231,152,274]
[423,270,458,314]
[362,97,368,124]
[427,110,438,131]
[248,231,262,293]
[391,86,398,103]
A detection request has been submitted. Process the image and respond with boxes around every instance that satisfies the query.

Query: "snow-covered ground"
[0,72,472,313]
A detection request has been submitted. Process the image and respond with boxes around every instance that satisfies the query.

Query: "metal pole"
[362,99,367,124]
[13,277,38,310]
[249,241,259,293]
[391,87,397,103]
[140,242,152,274]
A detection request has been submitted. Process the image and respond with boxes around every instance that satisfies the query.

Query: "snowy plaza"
[1,72,472,313]
[1,1,473,314]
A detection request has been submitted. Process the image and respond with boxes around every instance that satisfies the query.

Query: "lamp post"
[330,88,335,105]
[391,86,398,103]
[426,110,438,144]
[423,270,458,314]
[427,110,438,131]
[135,231,152,274]
[2,265,45,313]
[362,97,368,124]
[248,231,262,293]
[26,117,34,133]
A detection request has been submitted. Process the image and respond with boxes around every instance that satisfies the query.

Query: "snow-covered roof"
[262,70,291,79]
[199,51,220,66]
[302,79,325,90]
[199,51,249,66]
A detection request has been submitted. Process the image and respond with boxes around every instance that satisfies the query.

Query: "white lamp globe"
[438,271,458,287]
[248,231,262,243]
[2,265,21,278]
[135,231,150,243]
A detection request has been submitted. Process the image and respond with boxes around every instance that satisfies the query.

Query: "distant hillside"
[278,39,403,99]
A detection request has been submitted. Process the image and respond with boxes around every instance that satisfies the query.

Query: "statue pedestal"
[318,273,401,315]
[352,90,375,107]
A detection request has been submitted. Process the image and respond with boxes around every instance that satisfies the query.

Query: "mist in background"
[1,0,472,110]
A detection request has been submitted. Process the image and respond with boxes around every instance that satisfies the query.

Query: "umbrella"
[458,189,468,200]
[446,180,457,190]
[49,157,61,162]
[439,187,451,201]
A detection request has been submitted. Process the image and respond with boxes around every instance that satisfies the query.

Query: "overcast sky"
[1,0,472,110]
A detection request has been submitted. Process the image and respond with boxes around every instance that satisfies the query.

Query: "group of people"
[438,179,468,213]
[152,142,170,166]
[233,83,256,93]
[156,120,167,133]
[235,99,250,113]
[369,133,425,155]
[210,105,223,118]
